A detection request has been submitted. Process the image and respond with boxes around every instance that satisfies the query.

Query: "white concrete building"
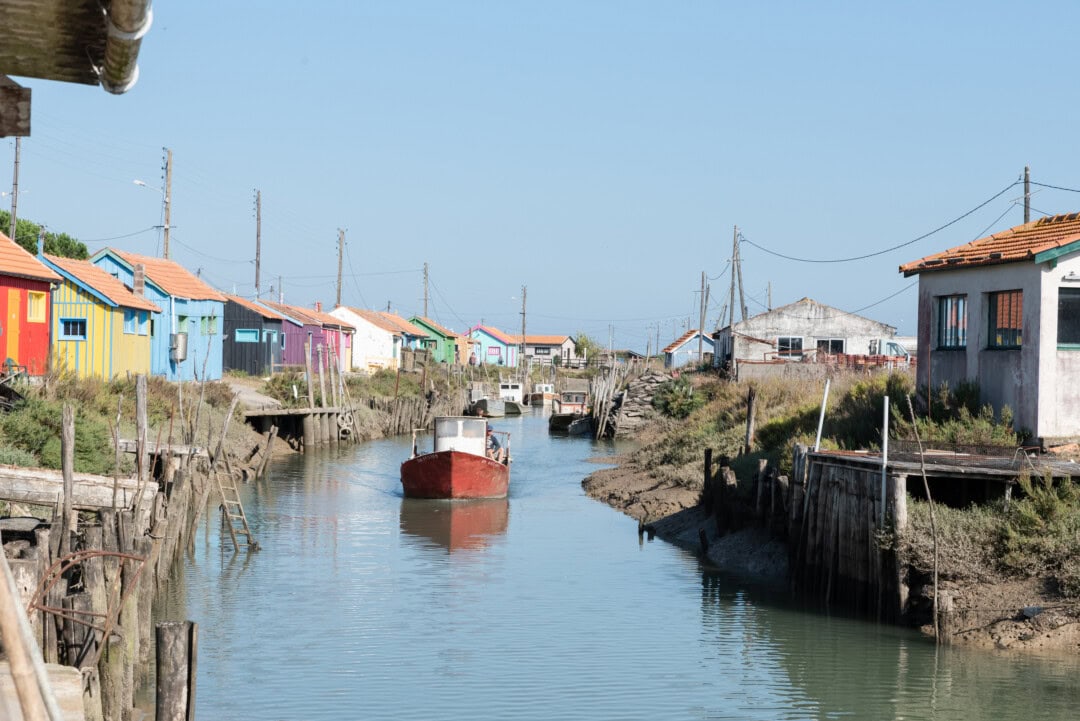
[712,298,898,369]
[901,212,1080,443]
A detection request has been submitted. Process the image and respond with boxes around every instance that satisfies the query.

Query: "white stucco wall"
[914,251,1080,440]
[330,307,398,371]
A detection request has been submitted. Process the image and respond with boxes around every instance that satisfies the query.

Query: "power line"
[79,226,159,244]
[1030,181,1080,194]
[740,180,1021,264]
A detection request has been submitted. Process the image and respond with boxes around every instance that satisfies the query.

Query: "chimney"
[133,264,146,297]
[314,301,322,312]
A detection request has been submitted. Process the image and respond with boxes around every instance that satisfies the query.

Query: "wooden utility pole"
[767,281,772,311]
[423,262,429,318]
[1024,166,1031,224]
[254,189,261,298]
[163,147,173,259]
[735,235,747,322]
[728,226,738,329]
[336,228,345,308]
[8,137,19,241]
[519,285,527,371]
[278,275,283,304]
[698,270,706,361]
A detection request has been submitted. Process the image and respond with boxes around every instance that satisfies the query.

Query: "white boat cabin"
[532,383,554,396]
[499,382,524,403]
[433,417,488,456]
[556,391,588,414]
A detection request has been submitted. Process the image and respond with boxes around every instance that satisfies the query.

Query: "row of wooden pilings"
[700,444,909,623]
[0,376,276,721]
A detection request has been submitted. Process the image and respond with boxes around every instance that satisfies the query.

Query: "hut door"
[5,289,20,364]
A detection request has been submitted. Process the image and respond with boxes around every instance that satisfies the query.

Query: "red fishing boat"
[401,417,510,499]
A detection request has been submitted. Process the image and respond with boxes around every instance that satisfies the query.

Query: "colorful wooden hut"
[0,231,60,376]
[223,294,285,377]
[91,249,227,381]
[40,253,161,378]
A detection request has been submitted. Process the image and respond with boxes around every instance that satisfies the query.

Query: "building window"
[1058,288,1080,346]
[60,318,87,341]
[816,339,844,355]
[123,309,137,334]
[27,291,47,323]
[988,290,1022,348]
[937,295,967,349]
[777,336,803,358]
[535,347,551,355]
[138,311,149,336]
[235,329,259,343]
[200,315,218,336]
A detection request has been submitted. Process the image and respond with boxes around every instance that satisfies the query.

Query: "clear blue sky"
[5,1,1080,352]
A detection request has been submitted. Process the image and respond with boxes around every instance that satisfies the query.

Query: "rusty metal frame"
[26,549,147,668]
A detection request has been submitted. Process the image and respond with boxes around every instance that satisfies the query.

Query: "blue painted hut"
[91,249,227,381]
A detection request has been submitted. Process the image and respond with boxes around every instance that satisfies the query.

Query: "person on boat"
[485,428,505,463]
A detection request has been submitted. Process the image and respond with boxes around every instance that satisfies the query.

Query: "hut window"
[777,336,803,358]
[138,311,149,335]
[988,290,1022,348]
[1058,288,1080,347]
[60,318,87,341]
[201,315,219,336]
[816,339,844,355]
[123,309,137,334]
[235,329,259,343]
[937,295,967,349]
[26,291,46,323]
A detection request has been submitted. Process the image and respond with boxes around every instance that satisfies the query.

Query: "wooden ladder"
[218,474,257,552]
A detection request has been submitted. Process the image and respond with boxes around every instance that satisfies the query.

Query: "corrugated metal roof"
[45,254,160,312]
[0,231,61,282]
[376,311,427,337]
[663,329,701,354]
[227,294,284,321]
[471,324,515,345]
[106,249,227,301]
[900,212,1080,276]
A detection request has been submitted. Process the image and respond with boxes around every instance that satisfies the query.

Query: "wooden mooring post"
[156,621,198,721]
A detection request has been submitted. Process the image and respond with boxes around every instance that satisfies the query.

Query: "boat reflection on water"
[398,498,509,552]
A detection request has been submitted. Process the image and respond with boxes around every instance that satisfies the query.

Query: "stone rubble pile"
[603,371,672,437]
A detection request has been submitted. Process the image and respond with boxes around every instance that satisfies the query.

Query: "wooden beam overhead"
[0,76,31,138]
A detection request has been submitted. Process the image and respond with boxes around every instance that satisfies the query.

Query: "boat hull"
[503,401,524,415]
[401,450,510,499]
[471,398,505,417]
[549,413,594,436]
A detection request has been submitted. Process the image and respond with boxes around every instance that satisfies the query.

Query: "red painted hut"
[0,231,60,375]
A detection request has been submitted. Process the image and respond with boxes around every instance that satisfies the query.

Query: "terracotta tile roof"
[226,294,284,321]
[471,324,515,345]
[524,334,571,346]
[307,306,354,331]
[900,212,1080,276]
[411,316,458,338]
[107,249,227,301]
[262,300,318,326]
[662,329,702,354]
[337,306,402,334]
[376,311,427,337]
[0,231,61,282]
[45,254,160,312]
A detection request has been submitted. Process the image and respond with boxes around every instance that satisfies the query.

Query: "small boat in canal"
[548,391,594,436]
[499,381,525,415]
[401,416,510,499]
[470,397,506,417]
[528,383,556,406]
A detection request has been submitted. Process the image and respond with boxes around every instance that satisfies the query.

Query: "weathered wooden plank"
[0,76,31,137]
[0,465,147,510]
[0,661,86,721]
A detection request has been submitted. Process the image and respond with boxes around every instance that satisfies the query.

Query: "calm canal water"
[157,412,1080,720]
